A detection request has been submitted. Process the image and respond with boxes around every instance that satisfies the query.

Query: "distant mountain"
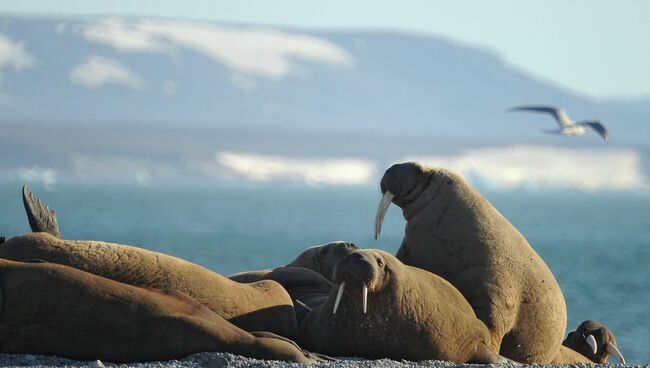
[1,16,649,191]
[0,16,648,145]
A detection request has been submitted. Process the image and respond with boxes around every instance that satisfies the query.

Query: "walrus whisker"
[606,343,625,364]
[586,334,597,354]
[374,191,394,239]
[362,284,368,314]
[333,282,345,314]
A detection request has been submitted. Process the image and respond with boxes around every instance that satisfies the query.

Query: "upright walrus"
[375,162,567,363]
[0,258,325,363]
[0,186,297,338]
[297,249,508,363]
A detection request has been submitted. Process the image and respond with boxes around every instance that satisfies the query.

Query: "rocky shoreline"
[0,353,643,368]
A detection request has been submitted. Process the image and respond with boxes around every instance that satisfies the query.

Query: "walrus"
[229,241,359,283]
[375,162,567,363]
[560,320,625,364]
[0,186,297,338]
[0,258,326,363]
[253,266,335,323]
[228,241,359,315]
[297,249,508,363]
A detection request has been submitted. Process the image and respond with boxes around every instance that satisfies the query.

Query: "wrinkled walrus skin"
[0,232,297,338]
[377,163,567,363]
[0,259,322,364]
[297,249,506,363]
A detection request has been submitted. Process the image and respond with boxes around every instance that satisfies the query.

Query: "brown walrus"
[297,249,508,363]
[0,258,326,363]
[228,241,359,315]
[558,320,625,364]
[229,241,359,283]
[0,186,297,338]
[375,162,567,363]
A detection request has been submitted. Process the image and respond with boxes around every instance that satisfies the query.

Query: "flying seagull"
[508,105,609,142]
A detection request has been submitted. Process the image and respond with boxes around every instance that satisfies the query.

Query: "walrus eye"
[377,258,384,268]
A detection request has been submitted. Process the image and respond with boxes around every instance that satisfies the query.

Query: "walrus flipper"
[22,185,61,238]
[250,331,336,362]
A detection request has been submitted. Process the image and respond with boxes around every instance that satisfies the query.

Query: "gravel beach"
[0,353,644,368]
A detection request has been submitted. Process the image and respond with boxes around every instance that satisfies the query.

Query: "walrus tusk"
[333,282,345,314]
[374,191,394,239]
[362,284,368,314]
[606,343,625,364]
[586,334,597,354]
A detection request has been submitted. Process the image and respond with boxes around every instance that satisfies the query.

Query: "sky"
[0,0,648,99]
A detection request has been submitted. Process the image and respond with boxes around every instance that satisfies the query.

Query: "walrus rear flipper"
[22,185,61,239]
[250,331,336,362]
[469,345,518,365]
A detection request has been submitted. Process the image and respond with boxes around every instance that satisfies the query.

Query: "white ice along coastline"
[405,145,649,192]
[215,151,377,186]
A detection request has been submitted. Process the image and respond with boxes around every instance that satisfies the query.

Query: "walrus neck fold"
[400,170,448,221]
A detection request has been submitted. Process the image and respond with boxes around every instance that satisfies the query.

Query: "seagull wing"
[509,105,573,128]
[580,121,609,142]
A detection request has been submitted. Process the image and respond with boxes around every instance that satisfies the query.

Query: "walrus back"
[0,258,319,363]
[0,232,297,337]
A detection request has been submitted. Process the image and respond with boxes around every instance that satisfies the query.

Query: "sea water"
[0,182,648,364]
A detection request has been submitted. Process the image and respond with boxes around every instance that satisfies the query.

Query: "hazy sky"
[1,0,649,98]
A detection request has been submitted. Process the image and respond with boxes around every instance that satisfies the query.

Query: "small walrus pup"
[375,162,567,363]
[297,249,508,363]
[0,258,326,363]
[0,186,297,338]
[560,320,625,364]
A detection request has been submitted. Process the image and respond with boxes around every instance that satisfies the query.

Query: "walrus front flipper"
[22,185,61,238]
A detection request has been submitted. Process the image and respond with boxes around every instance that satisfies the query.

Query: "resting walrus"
[229,241,359,315]
[229,241,359,283]
[559,320,625,364]
[297,249,508,363]
[0,186,297,338]
[0,258,325,363]
[375,162,567,363]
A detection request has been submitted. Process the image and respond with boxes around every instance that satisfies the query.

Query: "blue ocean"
[0,182,648,364]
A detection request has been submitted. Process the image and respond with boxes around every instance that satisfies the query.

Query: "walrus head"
[563,320,625,364]
[287,241,359,281]
[330,249,392,315]
[375,162,432,238]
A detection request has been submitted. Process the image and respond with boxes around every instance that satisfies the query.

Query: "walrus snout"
[376,162,429,239]
[563,320,625,364]
[331,251,385,315]
[332,252,375,288]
